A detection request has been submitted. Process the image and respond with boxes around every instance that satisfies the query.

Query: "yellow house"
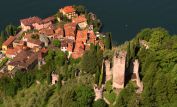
[2,36,16,53]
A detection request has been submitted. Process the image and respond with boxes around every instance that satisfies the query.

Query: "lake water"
[1,0,177,44]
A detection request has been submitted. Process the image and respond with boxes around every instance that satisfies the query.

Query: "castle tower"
[112,51,127,89]
[94,84,104,101]
[132,59,143,93]
[105,60,111,82]
[51,73,59,85]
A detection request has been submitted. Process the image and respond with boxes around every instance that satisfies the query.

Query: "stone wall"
[132,59,143,93]
[52,73,59,85]
[105,60,111,82]
[112,51,127,89]
[94,84,104,101]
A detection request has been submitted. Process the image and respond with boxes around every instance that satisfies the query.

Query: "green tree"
[93,99,108,107]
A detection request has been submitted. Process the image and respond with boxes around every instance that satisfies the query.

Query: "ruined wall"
[132,59,143,93]
[112,51,127,89]
[52,73,59,85]
[94,85,104,101]
[105,60,111,82]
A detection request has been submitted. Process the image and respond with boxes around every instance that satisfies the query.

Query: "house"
[5,45,24,59]
[72,42,85,59]
[8,50,38,71]
[76,30,88,43]
[72,15,88,29]
[54,27,64,39]
[27,39,43,49]
[32,16,55,30]
[59,6,77,19]
[61,40,68,52]
[20,16,42,31]
[64,23,77,40]
[2,36,16,53]
[13,40,25,47]
[39,28,55,39]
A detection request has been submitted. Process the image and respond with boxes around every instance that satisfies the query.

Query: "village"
[0,6,105,73]
[0,5,145,106]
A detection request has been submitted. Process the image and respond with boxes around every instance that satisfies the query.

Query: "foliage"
[74,5,86,15]
[0,58,8,68]
[52,39,61,47]
[80,44,103,74]
[93,99,108,107]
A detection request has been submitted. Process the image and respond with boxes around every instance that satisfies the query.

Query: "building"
[39,28,55,39]
[54,26,64,39]
[27,39,43,49]
[76,30,88,43]
[5,45,24,59]
[2,36,16,53]
[59,6,77,19]
[72,42,85,59]
[105,60,111,82]
[61,40,68,52]
[8,50,38,71]
[32,16,55,30]
[112,51,127,89]
[20,16,42,31]
[72,15,88,29]
[131,59,143,93]
[64,23,77,40]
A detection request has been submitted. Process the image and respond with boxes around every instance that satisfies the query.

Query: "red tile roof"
[72,15,87,24]
[6,48,17,56]
[3,36,16,46]
[64,23,77,38]
[61,6,75,14]
[76,30,88,43]
[20,16,42,26]
[40,16,55,24]
[39,28,55,36]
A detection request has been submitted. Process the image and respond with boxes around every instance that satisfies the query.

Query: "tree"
[74,5,86,15]
[93,99,108,107]
[80,45,103,74]
[53,39,61,47]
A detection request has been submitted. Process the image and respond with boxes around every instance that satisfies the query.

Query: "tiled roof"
[3,36,16,46]
[20,16,42,26]
[61,6,75,14]
[39,28,55,36]
[39,16,55,24]
[76,30,88,43]
[8,50,38,70]
[64,23,76,38]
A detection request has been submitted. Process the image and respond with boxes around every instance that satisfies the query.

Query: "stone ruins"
[131,59,143,93]
[112,51,127,89]
[51,73,59,85]
[93,84,104,101]
[105,59,111,82]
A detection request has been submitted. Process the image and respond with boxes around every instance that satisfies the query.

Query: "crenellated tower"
[112,51,127,89]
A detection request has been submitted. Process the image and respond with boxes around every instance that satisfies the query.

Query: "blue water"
[1,0,177,44]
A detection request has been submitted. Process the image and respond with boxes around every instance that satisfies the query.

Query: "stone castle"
[112,51,127,89]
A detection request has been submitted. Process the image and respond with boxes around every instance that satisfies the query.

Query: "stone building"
[112,51,127,89]
[104,59,111,82]
[131,59,143,93]
[94,84,104,101]
[51,73,59,85]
